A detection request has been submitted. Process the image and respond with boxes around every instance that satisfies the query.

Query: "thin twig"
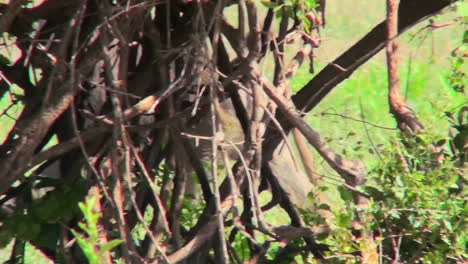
[101,35,138,262]
[130,144,172,235]
[358,99,384,162]
[210,0,229,262]
[69,0,114,205]
[125,145,171,263]
[319,111,397,131]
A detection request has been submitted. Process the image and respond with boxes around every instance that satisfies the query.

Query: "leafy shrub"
[362,134,467,263]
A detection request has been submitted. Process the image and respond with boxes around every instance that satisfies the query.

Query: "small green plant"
[292,133,467,263]
[71,194,123,264]
[445,105,468,167]
[0,181,86,249]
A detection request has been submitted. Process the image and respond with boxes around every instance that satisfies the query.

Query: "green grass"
[287,0,466,174]
[291,59,465,171]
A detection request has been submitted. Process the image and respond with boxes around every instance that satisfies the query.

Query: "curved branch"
[292,0,455,112]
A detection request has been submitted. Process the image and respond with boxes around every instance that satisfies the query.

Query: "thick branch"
[292,0,454,112]
[0,83,76,194]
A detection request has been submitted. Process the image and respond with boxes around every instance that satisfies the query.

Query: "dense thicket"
[0,0,465,263]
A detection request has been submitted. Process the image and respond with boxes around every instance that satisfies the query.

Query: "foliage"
[363,135,467,263]
[0,181,86,250]
[290,133,467,264]
[71,194,123,264]
[444,3,467,94]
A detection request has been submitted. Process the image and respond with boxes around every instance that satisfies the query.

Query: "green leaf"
[31,224,59,250]
[319,186,329,192]
[443,220,454,232]
[303,15,311,33]
[78,222,92,236]
[0,54,11,65]
[261,1,280,9]
[408,214,416,224]
[274,5,284,13]
[304,0,318,9]
[284,6,295,18]
[72,230,99,264]
[338,186,353,202]
[395,175,404,187]
[99,239,124,255]
[317,203,331,211]
[334,212,353,228]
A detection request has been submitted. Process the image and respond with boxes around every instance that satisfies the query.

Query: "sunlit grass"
[287,0,466,173]
[291,58,466,171]
[0,242,53,264]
